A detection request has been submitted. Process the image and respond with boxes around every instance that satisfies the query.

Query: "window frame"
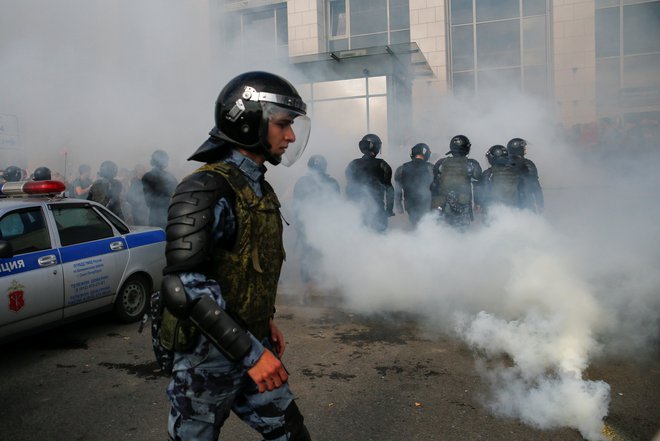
[448,0,550,97]
[0,206,52,256]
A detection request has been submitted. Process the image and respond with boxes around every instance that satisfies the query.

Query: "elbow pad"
[189,296,252,361]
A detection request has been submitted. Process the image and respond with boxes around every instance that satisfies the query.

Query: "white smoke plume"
[286,89,660,440]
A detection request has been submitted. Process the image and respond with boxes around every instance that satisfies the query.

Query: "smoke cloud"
[287,89,660,440]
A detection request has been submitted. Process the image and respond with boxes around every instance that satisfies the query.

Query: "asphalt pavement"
[0,294,658,441]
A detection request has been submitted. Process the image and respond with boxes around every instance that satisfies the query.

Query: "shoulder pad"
[164,171,235,274]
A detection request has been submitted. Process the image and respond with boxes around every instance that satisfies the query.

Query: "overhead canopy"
[289,42,434,82]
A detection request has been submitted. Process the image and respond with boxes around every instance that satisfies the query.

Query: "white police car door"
[0,206,64,338]
[50,204,126,316]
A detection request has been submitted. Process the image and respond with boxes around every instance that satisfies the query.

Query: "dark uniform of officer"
[345,133,395,232]
[507,137,544,213]
[293,155,340,294]
[431,135,482,228]
[394,143,434,227]
[87,160,124,219]
[154,71,312,441]
[475,145,524,217]
[142,149,178,229]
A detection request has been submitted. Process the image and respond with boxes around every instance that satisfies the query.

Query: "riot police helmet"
[33,166,52,181]
[507,138,527,157]
[410,143,431,161]
[486,145,509,166]
[447,135,471,156]
[307,154,328,173]
[151,149,169,170]
[358,133,382,157]
[190,71,311,166]
[99,160,118,179]
[3,165,22,182]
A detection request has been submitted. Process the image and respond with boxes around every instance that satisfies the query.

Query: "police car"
[0,180,166,342]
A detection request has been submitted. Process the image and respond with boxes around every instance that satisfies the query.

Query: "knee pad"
[262,401,310,441]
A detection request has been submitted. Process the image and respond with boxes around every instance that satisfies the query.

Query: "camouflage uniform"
[431,156,482,228]
[165,150,298,441]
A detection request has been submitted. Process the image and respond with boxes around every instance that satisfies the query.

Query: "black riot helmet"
[33,166,52,181]
[3,165,22,182]
[447,135,471,156]
[190,71,311,166]
[151,149,169,170]
[99,160,118,179]
[358,133,382,157]
[507,138,527,157]
[307,154,328,173]
[486,145,509,166]
[410,143,431,161]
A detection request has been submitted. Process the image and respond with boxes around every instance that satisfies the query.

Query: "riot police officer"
[155,71,312,441]
[141,149,178,229]
[431,134,482,228]
[475,145,523,216]
[345,133,395,232]
[87,160,124,219]
[507,137,544,213]
[3,165,22,182]
[32,166,52,181]
[394,143,434,227]
[293,154,340,300]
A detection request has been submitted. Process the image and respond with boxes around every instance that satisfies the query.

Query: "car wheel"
[114,275,150,323]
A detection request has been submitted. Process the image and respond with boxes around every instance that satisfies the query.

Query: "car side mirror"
[0,240,14,259]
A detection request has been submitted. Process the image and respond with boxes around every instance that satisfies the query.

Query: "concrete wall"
[409,0,448,96]
[287,0,322,56]
[552,0,597,125]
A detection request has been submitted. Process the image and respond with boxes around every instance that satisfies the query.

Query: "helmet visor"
[263,103,311,167]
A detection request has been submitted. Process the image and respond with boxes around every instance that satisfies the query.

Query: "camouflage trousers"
[167,339,296,441]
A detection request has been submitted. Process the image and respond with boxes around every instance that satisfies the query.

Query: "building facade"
[214,0,659,152]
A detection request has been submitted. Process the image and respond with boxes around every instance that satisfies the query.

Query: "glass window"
[477,67,522,90]
[350,0,388,36]
[451,0,473,25]
[477,20,521,68]
[368,76,387,94]
[297,83,313,102]
[476,0,519,22]
[524,65,548,97]
[623,53,660,89]
[329,38,349,51]
[623,2,660,55]
[596,57,621,104]
[313,78,366,100]
[0,208,51,255]
[329,0,347,37]
[368,96,388,142]
[313,98,368,143]
[52,206,114,246]
[390,1,410,30]
[390,30,410,44]
[351,33,388,49]
[452,71,475,96]
[596,7,620,58]
[523,0,547,16]
[523,16,547,65]
[276,6,288,46]
[452,25,474,71]
[596,0,619,7]
[95,206,129,234]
